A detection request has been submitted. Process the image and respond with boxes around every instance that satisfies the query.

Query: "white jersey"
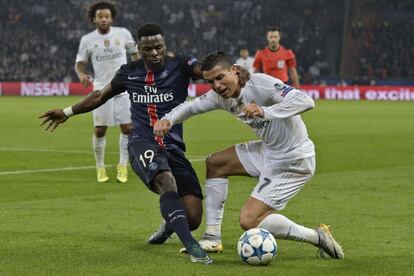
[236,56,255,74]
[164,73,315,162]
[76,27,138,90]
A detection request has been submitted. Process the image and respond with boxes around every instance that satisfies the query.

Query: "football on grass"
[237,228,277,266]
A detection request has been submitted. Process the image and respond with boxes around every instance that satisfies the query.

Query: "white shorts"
[93,92,131,126]
[235,140,316,211]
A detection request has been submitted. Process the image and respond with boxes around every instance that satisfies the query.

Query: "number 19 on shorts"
[139,150,154,167]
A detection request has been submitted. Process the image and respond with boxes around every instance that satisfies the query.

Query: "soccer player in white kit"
[154,51,344,259]
[235,48,254,74]
[75,1,139,183]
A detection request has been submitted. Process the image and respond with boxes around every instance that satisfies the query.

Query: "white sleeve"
[124,29,138,54]
[254,77,314,119]
[262,89,315,119]
[76,36,89,63]
[162,91,222,125]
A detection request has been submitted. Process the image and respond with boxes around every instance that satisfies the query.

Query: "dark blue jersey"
[111,55,198,151]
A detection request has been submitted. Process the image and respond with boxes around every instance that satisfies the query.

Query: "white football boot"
[315,224,344,259]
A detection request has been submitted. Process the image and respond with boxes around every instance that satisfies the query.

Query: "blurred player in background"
[235,47,254,74]
[154,51,344,259]
[75,1,139,183]
[253,26,300,88]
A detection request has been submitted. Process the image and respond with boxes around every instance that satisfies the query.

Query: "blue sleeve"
[179,55,198,77]
[111,64,127,93]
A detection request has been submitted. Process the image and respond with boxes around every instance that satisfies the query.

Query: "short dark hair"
[137,23,164,41]
[266,26,281,34]
[200,51,232,71]
[87,1,117,23]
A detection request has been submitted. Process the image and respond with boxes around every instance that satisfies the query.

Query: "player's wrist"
[63,106,74,118]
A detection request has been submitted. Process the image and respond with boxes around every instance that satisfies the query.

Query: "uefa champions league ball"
[237,228,277,266]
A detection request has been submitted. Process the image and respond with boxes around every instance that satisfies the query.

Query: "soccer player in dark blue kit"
[40,23,220,264]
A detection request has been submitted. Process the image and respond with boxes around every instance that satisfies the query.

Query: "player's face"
[139,35,166,72]
[203,64,240,99]
[240,49,249,58]
[93,9,112,33]
[267,31,280,49]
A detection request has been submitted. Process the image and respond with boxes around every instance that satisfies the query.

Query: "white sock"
[258,214,319,245]
[119,133,129,166]
[92,135,106,167]
[204,178,228,238]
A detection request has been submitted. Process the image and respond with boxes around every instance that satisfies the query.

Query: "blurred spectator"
[349,0,414,81]
[235,48,254,73]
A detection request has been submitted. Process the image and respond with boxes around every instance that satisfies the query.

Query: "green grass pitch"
[0,97,413,275]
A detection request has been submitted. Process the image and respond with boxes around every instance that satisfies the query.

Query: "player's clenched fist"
[79,74,93,88]
[39,109,68,131]
[153,119,172,138]
[243,103,264,118]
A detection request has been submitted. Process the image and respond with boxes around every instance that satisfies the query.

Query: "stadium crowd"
[350,0,414,82]
[1,0,413,83]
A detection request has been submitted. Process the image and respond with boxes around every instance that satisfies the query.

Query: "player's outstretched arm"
[263,89,315,119]
[75,61,93,88]
[39,109,68,132]
[39,83,117,132]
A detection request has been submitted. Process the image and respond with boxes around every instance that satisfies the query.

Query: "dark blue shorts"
[128,138,203,199]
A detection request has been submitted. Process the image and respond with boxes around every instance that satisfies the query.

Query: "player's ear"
[232,64,240,74]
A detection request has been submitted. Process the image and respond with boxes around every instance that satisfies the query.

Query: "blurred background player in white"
[75,1,139,183]
[154,51,344,259]
[235,47,254,74]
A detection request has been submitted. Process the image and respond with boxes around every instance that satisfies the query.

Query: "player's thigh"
[251,156,315,211]
[93,99,115,126]
[114,92,132,125]
[234,141,265,177]
[128,138,171,193]
[168,149,203,199]
[207,145,250,178]
[239,197,274,230]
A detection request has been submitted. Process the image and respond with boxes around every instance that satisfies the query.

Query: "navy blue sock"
[160,191,196,245]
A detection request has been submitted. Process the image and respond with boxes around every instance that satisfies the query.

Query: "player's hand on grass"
[153,119,172,138]
[243,103,264,118]
[79,74,93,88]
[39,109,68,132]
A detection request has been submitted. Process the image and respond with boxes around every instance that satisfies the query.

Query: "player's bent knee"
[120,124,131,135]
[95,126,107,138]
[239,218,259,231]
[206,153,227,178]
[152,171,177,194]
[239,213,261,230]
